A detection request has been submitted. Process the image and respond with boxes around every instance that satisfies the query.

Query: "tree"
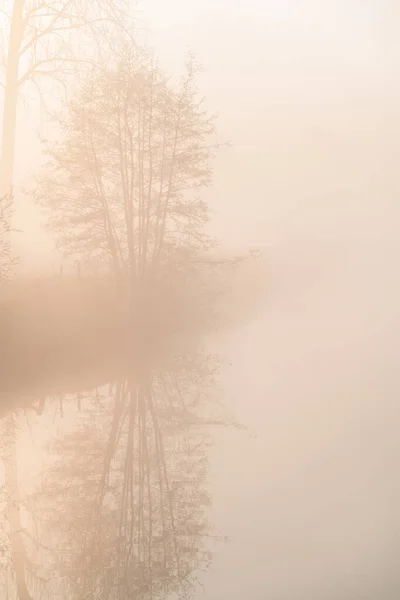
[33,46,219,335]
[21,349,222,599]
[0,195,14,283]
[0,0,133,197]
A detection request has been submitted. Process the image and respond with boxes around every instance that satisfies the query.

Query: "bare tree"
[33,46,219,333]
[0,0,134,197]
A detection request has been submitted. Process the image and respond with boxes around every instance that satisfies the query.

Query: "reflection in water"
[0,349,226,599]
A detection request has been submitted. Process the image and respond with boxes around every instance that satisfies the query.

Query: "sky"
[2,2,400,597]
[2,0,400,271]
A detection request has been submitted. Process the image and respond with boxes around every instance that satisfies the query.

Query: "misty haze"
[1,1,399,599]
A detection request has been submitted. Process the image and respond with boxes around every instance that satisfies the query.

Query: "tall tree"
[34,46,217,293]
[0,0,133,197]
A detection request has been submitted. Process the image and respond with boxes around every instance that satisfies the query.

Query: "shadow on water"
[0,344,233,600]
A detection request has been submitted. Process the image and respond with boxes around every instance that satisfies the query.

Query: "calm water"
[196,238,400,600]
[0,347,221,599]
[1,240,400,599]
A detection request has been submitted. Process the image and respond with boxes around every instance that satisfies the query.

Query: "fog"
[1,0,400,598]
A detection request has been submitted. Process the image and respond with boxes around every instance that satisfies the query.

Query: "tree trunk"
[0,0,24,198]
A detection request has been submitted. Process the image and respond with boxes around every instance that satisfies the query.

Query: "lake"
[1,239,399,599]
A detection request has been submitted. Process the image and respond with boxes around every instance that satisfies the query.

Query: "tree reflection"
[17,349,224,599]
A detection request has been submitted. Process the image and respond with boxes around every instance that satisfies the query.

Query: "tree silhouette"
[33,46,219,312]
[0,0,133,196]
[6,349,226,599]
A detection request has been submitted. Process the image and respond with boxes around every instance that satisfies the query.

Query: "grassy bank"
[0,252,269,408]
